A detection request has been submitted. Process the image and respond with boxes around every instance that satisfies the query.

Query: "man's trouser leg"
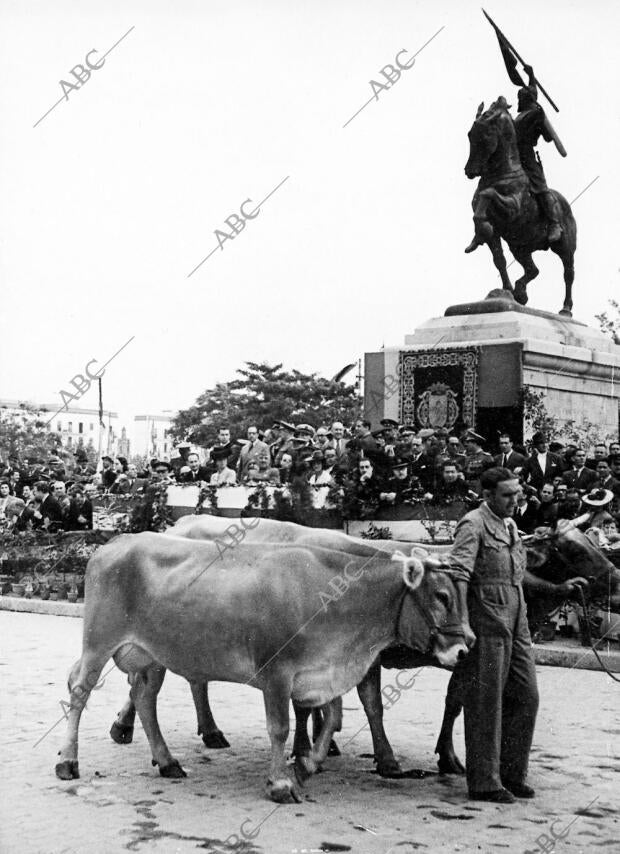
[462,632,512,792]
[500,592,539,786]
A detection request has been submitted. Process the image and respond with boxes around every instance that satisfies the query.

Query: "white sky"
[1,0,618,431]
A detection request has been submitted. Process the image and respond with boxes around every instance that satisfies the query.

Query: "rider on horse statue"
[465,65,562,254]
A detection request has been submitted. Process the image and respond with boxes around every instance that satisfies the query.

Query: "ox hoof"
[158,759,187,778]
[110,721,134,744]
[294,755,317,784]
[437,750,466,775]
[201,730,230,749]
[376,758,403,778]
[55,759,80,780]
[267,777,302,804]
[327,739,341,757]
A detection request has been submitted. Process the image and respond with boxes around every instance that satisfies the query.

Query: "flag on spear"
[482,8,559,113]
[493,28,525,87]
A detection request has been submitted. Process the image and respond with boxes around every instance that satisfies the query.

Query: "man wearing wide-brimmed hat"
[582,487,615,530]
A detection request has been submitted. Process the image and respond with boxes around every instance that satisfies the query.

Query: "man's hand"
[556,577,589,597]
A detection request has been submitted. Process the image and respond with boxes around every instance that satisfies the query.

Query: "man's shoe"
[469,788,516,804]
[503,781,535,799]
[547,223,562,243]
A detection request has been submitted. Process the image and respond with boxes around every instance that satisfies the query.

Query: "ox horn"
[476,101,484,118]
[393,551,425,591]
[563,512,592,531]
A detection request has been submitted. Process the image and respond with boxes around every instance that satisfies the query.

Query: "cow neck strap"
[396,587,467,656]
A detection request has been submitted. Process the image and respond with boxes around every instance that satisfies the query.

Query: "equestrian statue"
[464,12,576,317]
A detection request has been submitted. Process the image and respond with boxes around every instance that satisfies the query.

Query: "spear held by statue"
[482,8,566,157]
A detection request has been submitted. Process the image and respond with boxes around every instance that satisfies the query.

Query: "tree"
[522,387,615,447]
[170,361,360,447]
[595,298,620,344]
[0,404,63,466]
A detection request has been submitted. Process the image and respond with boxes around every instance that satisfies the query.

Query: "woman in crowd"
[278,452,294,485]
[307,451,334,487]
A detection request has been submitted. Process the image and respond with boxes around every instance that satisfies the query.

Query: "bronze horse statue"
[465,98,576,316]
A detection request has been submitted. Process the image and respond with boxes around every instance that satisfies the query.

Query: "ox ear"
[476,101,484,118]
[393,551,425,591]
[410,546,429,560]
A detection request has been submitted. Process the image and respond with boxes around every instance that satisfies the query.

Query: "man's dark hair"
[498,433,512,442]
[0,478,9,486]
[480,467,516,491]
[34,481,50,493]
[442,460,459,471]
[359,419,371,430]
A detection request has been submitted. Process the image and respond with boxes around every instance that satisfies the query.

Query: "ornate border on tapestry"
[398,347,480,431]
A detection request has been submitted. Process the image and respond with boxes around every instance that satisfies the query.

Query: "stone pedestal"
[365,291,620,443]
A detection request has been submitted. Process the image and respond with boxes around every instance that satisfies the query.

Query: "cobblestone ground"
[1,611,618,854]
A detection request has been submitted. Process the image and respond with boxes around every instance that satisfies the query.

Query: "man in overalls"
[449,466,539,803]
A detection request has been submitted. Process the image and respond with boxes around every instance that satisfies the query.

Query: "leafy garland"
[244,482,271,515]
[128,482,174,532]
[360,522,393,540]
[196,485,218,515]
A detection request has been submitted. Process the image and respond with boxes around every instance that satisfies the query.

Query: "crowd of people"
[1,419,619,539]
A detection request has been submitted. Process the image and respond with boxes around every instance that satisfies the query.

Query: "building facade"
[133,413,175,461]
[0,399,125,458]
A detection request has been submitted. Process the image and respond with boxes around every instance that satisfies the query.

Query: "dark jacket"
[521,452,564,490]
[101,468,117,489]
[177,466,211,484]
[493,450,527,471]
[562,467,598,493]
[65,499,93,530]
[513,499,540,534]
[35,494,65,529]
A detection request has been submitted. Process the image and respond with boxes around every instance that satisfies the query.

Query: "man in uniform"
[448,467,539,803]
[270,421,296,466]
[461,430,494,494]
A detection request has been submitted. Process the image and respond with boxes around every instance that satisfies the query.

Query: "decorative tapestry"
[399,347,479,432]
